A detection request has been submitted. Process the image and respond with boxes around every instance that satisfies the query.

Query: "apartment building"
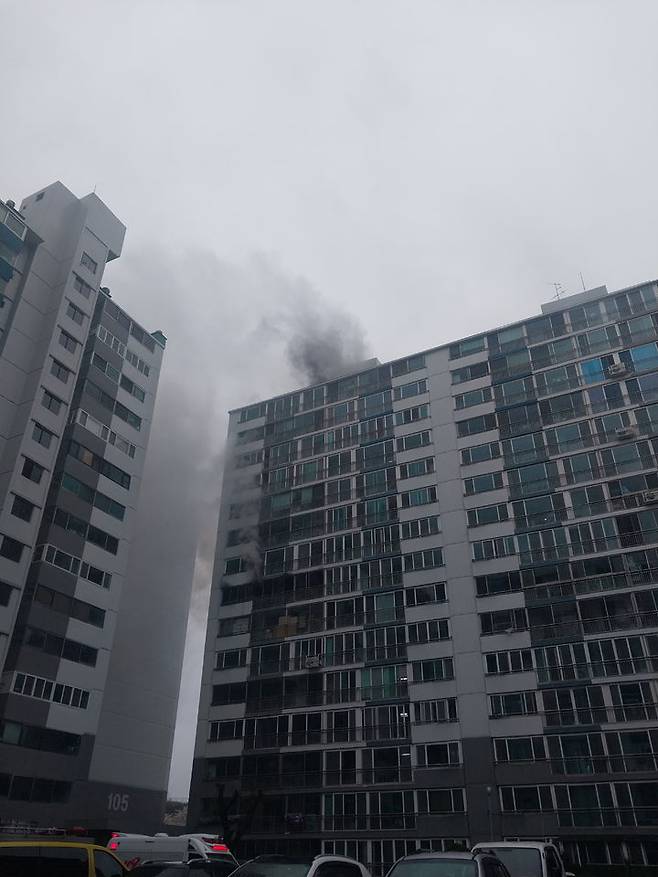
[190,281,658,873]
[0,183,171,830]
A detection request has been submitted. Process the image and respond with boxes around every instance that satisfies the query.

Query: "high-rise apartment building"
[0,183,171,830]
[190,280,658,872]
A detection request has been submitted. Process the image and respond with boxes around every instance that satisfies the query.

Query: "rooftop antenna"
[551,282,565,301]
[579,271,586,291]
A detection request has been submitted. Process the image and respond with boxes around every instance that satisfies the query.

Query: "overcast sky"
[3,0,658,799]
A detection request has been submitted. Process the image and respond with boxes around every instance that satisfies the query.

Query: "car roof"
[473,843,552,851]
[251,855,361,864]
[400,853,475,861]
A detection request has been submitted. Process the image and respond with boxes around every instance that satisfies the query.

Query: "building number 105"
[107,792,129,812]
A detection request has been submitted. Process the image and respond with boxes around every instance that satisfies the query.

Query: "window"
[215,649,247,670]
[80,251,98,273]
[464,471,503,495]
[36,543,111,589]
[412,657,454,682]
[475,570,522,597]
[125,349,151,376]
[391,354,426,376]
[500,785,554,812]
[32,423,55,449]
[401,486,437,507]
[472,536,516,561]
[461,441,500,466]
[610,681,657,721]
[485,649,533,675]
[404,548,443,571]
[0,536,24,563]
[455,387,492,409]
[211,682,247,706]
[60,473,125,521]
[490,691,537,718]
[417,787,465,814]
[21,458,45,484]
[467,503,508,527]
[49,507,119,555]
[494,736,546,763]
[400,515,441,540]
[406,582,446,606]
[398,456,435,479]
[451,361,490,384]
[408,618,450,642]
[95,850,125,877]
[394,378,427,400]
[449,337,486,359]
[10,496,34,523]
[417,741,461,766]
[12,672,89,709]
[457,413,497,437]
[74,409,136,458]
[480,607,528,635]
[97,324,127,357]
[219,615,250,636]
[66,300,85,325]
[394,404,429,425]
[542,686,606,726]
[73,274,93,298]
[34,584,105,628]
[209,719,244,742]
[50,359,71,383]
[414,697,458,723]
[120,374,146,402]
[67,439,131,489]
[396,430,431,452]
[24,626,97,666]
[129,320,157,352]
[41,389,62,415]
[58,329,78,354]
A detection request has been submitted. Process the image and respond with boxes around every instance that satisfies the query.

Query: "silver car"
[386,851,512,877]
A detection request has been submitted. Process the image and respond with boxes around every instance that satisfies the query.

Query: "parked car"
[471,844,573,877]
[108,834,237,870]
[385,851,512,877]
[129,860,237,877]
[229,854,371,877]
[0,840,126,876]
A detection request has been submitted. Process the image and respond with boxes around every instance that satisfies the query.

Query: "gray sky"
[3,0,658,798]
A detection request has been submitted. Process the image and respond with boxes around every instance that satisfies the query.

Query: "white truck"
[108,833,237,871]
[471,843,574,877]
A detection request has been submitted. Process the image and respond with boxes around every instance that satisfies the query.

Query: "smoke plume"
[111,247,370,799]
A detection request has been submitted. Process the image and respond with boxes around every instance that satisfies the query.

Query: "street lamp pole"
[486,786,494,839]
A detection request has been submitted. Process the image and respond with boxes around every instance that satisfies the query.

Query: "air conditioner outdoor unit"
[642,489,658,504]
[608,363,628,377]
[304,655,322,669]
[615,426,637,441]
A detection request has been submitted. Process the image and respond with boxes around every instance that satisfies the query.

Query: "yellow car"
[0,840,127,876]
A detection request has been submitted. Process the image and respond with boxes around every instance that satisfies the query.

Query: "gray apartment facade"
[190,280,658,873]
[0,183,170,831]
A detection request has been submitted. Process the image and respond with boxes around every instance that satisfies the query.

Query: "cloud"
[112,247,369,799]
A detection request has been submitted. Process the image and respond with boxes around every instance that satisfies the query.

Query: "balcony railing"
[232,684,410,714]
[235,724,410,750]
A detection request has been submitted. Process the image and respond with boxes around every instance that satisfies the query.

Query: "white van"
[471,843,574,877]
[108,834,236,870]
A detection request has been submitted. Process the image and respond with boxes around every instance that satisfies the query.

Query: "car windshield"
[231,863,311,877]
[389,860,477,877]
[481,850,542,877]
